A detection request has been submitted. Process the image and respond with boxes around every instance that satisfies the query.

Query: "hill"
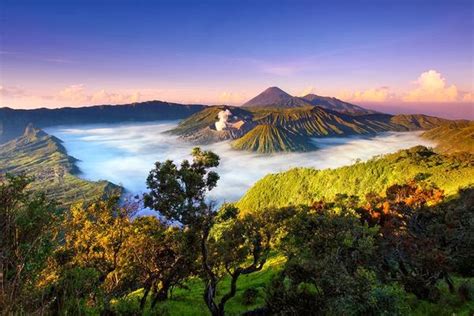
[300,93,376,115]
[0,100,205,144]
[242,87,311,108]
[171,105,454,153]
[422,121,474,154]
[0,125,120,208]
[236,146,474,211]
[231,125,316,153]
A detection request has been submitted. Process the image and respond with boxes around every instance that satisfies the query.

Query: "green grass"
[115,256,285,315]
[409,277,474,316]
[113,256,473,316]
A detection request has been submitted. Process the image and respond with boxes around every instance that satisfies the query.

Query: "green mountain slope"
[236,146,474,211]
[422,121,474,154]
[0,125,120,208]
[231,125,316,153]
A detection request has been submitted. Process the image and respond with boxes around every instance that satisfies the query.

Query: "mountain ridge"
[0,125,121,208]
[242,86,375,115]
[0,100,205,144]
[170,105,457,153]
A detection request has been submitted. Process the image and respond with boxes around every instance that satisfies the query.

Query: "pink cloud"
[403,70,459,102]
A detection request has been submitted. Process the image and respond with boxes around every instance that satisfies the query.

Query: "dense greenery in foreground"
[1,147,473,315]
[237,146,474,211]
[0,125,120,208]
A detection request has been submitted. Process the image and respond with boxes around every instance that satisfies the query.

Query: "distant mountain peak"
[262,86,290,95]
[23,123,47,139]
[242,87,376,115]
[242,87,308,108]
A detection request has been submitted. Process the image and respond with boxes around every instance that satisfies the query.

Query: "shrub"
[242,288,259,306]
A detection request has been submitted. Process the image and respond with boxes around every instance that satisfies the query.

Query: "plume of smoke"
[215,109,232,131]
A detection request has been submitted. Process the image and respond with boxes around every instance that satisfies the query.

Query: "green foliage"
[241,288,259,305]
[265,203,410,315]
[123,215,198,311]
[0,174,59,314]
[144,147,220,225]
[238,146,474,211]
[44,195,135,313]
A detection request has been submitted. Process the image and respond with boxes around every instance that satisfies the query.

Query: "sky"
[0,0,473,118]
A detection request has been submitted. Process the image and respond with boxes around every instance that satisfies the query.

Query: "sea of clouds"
[46,121,435,204]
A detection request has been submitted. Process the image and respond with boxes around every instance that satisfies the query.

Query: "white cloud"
[403,70,458,102]
[338,87,393,103]
[46,122,434,203]
[56,84,142,105]
[218,92,248,105]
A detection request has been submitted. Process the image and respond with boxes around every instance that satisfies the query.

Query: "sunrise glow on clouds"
[337,70,472,104]
[0,70,473,108]
[0,70,471,110]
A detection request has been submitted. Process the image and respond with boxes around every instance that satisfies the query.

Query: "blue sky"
[0,0,472,118]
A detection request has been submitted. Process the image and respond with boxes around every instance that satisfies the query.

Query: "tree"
[0,174,58,314]
[46,195,134,313]
[356,181,450,301]
[203,204,274,316]
[122,216,198,311]
[266,201,409,315]
[144,147,219,226]
[144,148,273,316]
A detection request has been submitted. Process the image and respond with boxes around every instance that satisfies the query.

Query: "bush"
[458,281,474,302]
[242,288,259,306]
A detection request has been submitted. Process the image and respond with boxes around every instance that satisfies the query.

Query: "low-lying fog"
[46,121,434,203]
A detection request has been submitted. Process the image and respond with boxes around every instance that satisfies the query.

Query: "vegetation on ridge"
[231,124,316,153]
[422,121,474,154]
[0,125,120,208]
[237,146,474,211]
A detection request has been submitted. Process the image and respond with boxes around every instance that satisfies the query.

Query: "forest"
[1,146,473,315]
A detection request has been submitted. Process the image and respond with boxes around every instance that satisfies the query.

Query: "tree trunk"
[139,283,152,311]
[201,225,219,316]
[150,283,169,309]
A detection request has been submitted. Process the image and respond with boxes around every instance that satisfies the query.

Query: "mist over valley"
[46,121,435,203]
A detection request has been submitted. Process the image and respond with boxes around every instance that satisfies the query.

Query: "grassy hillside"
[0,125,120,208]
[120,273,474,316]
[231,125,316,153]
[422,121,474,154]
[237,146,474,211]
